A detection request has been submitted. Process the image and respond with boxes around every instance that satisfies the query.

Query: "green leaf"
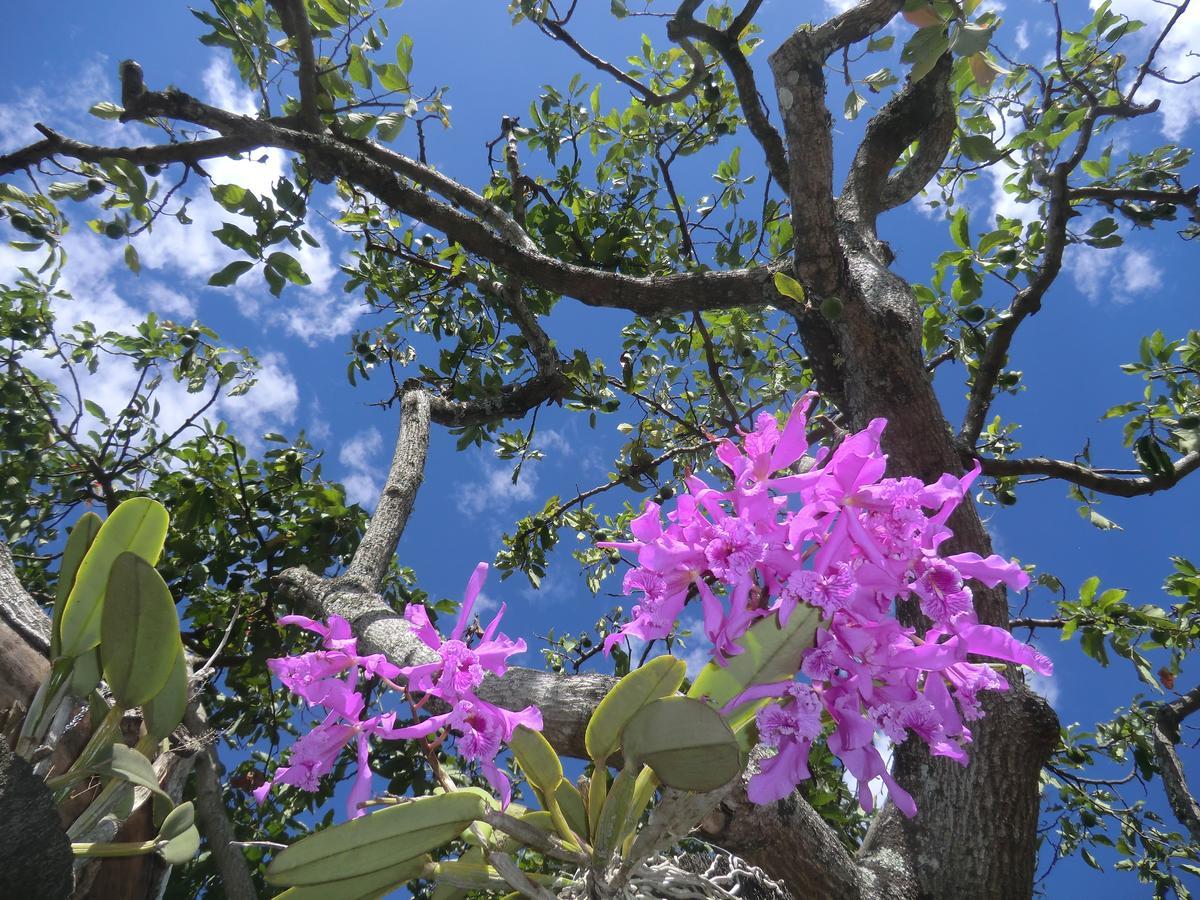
[99,743,173,802]
[950,23,994,57]
[208,260,255,287]
[158,824,200,865]
[51,512,102,659]
[155,801,200,864]
[585,655,685,764]
[59,498,170,658]
[69,647,102,697]
[509,725,563,794]
[554,780,588,840]
[276,857,432,900]
[100,552,183,709]
[267,792,486,887]
[960,134,998,162]
[89,102,125,120]
[951,208,971,250]
[843,90,867,120]
[266,251,311,286]
[124,244,140,275]
[902,26,949,84]
[621,696,741,792]
[688,605,822,730]
[592,764,638,864]
[144,647,188,739]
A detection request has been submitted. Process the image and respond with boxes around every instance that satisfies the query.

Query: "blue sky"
[2,0,1198,895]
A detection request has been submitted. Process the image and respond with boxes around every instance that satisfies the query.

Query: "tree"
[0,0,1198,897]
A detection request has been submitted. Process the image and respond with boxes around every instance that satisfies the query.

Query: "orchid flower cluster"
[253,563,540,818]
[599,394,1052,815]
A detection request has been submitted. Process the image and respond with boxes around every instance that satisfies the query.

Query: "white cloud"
[456,461,539,517]
[1093,0,1200,139]
[1014,22,1030,51]
[1119,248,1163,295]
[337,427,384,507]
[220,351,299,433]
[1065,244,1163,304]
[142,281,197,319]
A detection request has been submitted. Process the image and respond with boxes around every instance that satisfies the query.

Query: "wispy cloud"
[1065,245,1163,305]
[456,461,539,518]
[338,427,384,507]
[1095,0,1200,139]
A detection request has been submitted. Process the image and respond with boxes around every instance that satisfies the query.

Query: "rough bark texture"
[0,737,75,899]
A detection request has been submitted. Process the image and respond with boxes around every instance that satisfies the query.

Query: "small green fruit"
[87,177,106,195]
[963,305,986,323]
[26,224,48,241]
[9,213,31,232]
[820,296,844,319]
[368,216,382,228]
[703,84,721,102]
[144,162,162,176]
[714,121,731,135]
[421,233,435,247]
[104,222,125,239]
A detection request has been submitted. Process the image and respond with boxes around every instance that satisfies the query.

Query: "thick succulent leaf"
[69,646,102,697]
[157,803,199,865]
[59,498,169,657]
[267,792,486,886]
[593,764,639,865]
[50,512,102,658]
[621,696,741,792]
[101,552,183,709]
[687,604,821,728]
[276,856,432,900]
[509,725,563,794]
[554,779,588,841]
[585,655,685,764]
[144,646,188,739]
[97,743,173,803]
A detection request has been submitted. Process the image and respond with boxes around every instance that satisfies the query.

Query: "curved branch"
[670,16,791,193]
[343,389,431,591]
[267,0,322,129]
[0,126,257,177]
[539,18,707,108]
[812,0,905,57]
[0,542,51,655]
[976,450,1200,497]
[4,80,781,317]
[839,54,954,226]
[1152,683,1200,841]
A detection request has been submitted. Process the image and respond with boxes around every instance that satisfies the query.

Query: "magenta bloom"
[254,563,542,817]
[390,562,543,807]
[602,396,1052,816]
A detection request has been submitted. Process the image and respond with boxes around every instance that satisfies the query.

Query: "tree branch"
[183,706,257,900]
[343,389,431,591]
[0,542,51,655]
[538,17,706,108]
[267,0,322,129]
[811,0,905,57]
[958,97,1161,447]
[976,450,1200,497]
[1152,683,1200,841]
[0,127,256,177]
[669,16,791,192]
[840,54,954,226]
